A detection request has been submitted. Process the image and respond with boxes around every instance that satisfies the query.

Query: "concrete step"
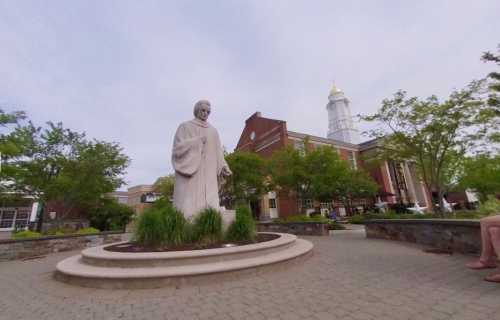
[54,238,313,289]
[81,232,297,268]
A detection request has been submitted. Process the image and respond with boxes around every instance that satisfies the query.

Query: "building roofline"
[287,130,360,150]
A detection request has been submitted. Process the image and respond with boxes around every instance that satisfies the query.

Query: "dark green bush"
[133,202,189,247]
[274,214,330,224]
[163,205,188,246]
[226,205,256,242]
[347,215,365,224]
[479,197,500,216]
[133,207,168,247]
[328,221,346,230]
[12,230,42,239]
[89,198,134,231]
[192,207,223,245]
[76,227,100,235]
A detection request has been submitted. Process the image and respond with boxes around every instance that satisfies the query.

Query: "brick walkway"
[1,228,499,320]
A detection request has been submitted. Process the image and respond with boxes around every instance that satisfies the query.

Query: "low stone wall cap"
[365,219,479,227]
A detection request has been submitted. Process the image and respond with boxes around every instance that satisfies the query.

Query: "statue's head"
[193,100,211,122]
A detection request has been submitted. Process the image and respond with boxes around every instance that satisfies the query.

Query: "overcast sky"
[1,0,499,189]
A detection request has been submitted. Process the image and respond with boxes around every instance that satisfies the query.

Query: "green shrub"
[347,215,365,224]
[134,206,169,247]
[89,198,134,231]
[328,221,346,230]
[192,207,223,245]
[133,202,190,247]
[76,227,100,235]
[225,205,256,242]
[163,205,188,246]
[44,227,74,236]
[479,197,500,216]
[274,214,330,224]
[12,230,42,239]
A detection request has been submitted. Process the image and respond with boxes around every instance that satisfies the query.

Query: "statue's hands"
[201,136,207,144]
[221,166,232,177]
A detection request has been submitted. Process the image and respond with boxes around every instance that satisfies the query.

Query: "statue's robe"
[171,118,228,219]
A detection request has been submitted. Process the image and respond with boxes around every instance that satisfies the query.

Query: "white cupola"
[326,84,359,144]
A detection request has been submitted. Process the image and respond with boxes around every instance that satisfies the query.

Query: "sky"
[1,0,499,189]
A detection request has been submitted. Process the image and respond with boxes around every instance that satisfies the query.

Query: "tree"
[268,144,377,215]
[154,174,175,200]
[223,151,267,206]
[268,146,310,213]
[88,198,134,231]
[0,108,27,192]
[51,139,130,216]
[361,80,499,212]
[306,146,349,202]
[8,121,130,230]
[482,44,500,95]
[459,154,500,202]
[332,169,378,215]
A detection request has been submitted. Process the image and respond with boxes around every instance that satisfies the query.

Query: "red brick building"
[235,112,432,219]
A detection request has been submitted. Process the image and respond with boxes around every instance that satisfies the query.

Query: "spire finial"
[329,82,342,96]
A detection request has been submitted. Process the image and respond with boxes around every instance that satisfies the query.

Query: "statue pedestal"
[221,208,235,230]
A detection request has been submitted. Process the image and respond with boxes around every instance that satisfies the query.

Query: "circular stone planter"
[54,232,313,289]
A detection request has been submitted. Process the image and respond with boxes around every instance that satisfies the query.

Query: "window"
[0,208,30,229]
[269,199,276,209]
[0,210,15,228]
[298,199,313,209]
[348,151,357,169]
[294,140,305,156]
[15,210,30,228]
[320,202,331,209]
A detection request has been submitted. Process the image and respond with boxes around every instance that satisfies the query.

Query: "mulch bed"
[104,233,280,253]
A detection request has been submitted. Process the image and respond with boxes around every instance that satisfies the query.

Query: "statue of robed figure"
[171,100,232,219]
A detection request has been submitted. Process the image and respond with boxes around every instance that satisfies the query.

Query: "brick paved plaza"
[1,228,499,320]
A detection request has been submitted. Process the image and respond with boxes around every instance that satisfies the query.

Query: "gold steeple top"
[329,83,342,96]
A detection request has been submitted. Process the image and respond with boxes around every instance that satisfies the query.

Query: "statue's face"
[196,103,211,122]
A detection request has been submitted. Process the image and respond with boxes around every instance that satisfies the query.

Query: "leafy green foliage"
[479,197,500,216]
[133,207,169,247]
[273,214,344,230]
[274,214,330,223]
[332,169,378,215]
[223,151,267,206]
[75,227,100,235]
[360,79,499,212]
[268,145,377,214]
[162,204,188,246]
[268,146,310,212]
[225,206,256,242]
[482,44,500,104]
[89,198,134,231]
[306,146,349,202]
[11,230,42,239]
[133,202,189,247]
[347,215,365,224]
[153,174,175,200]
[348,210,491,224]
[459,154,500,202]
[4,121,129,230]
[191,208,223,245]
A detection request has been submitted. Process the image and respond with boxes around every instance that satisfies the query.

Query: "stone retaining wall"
[365,219,481,254]
[257,222,329,236]
[0,232,129,262]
